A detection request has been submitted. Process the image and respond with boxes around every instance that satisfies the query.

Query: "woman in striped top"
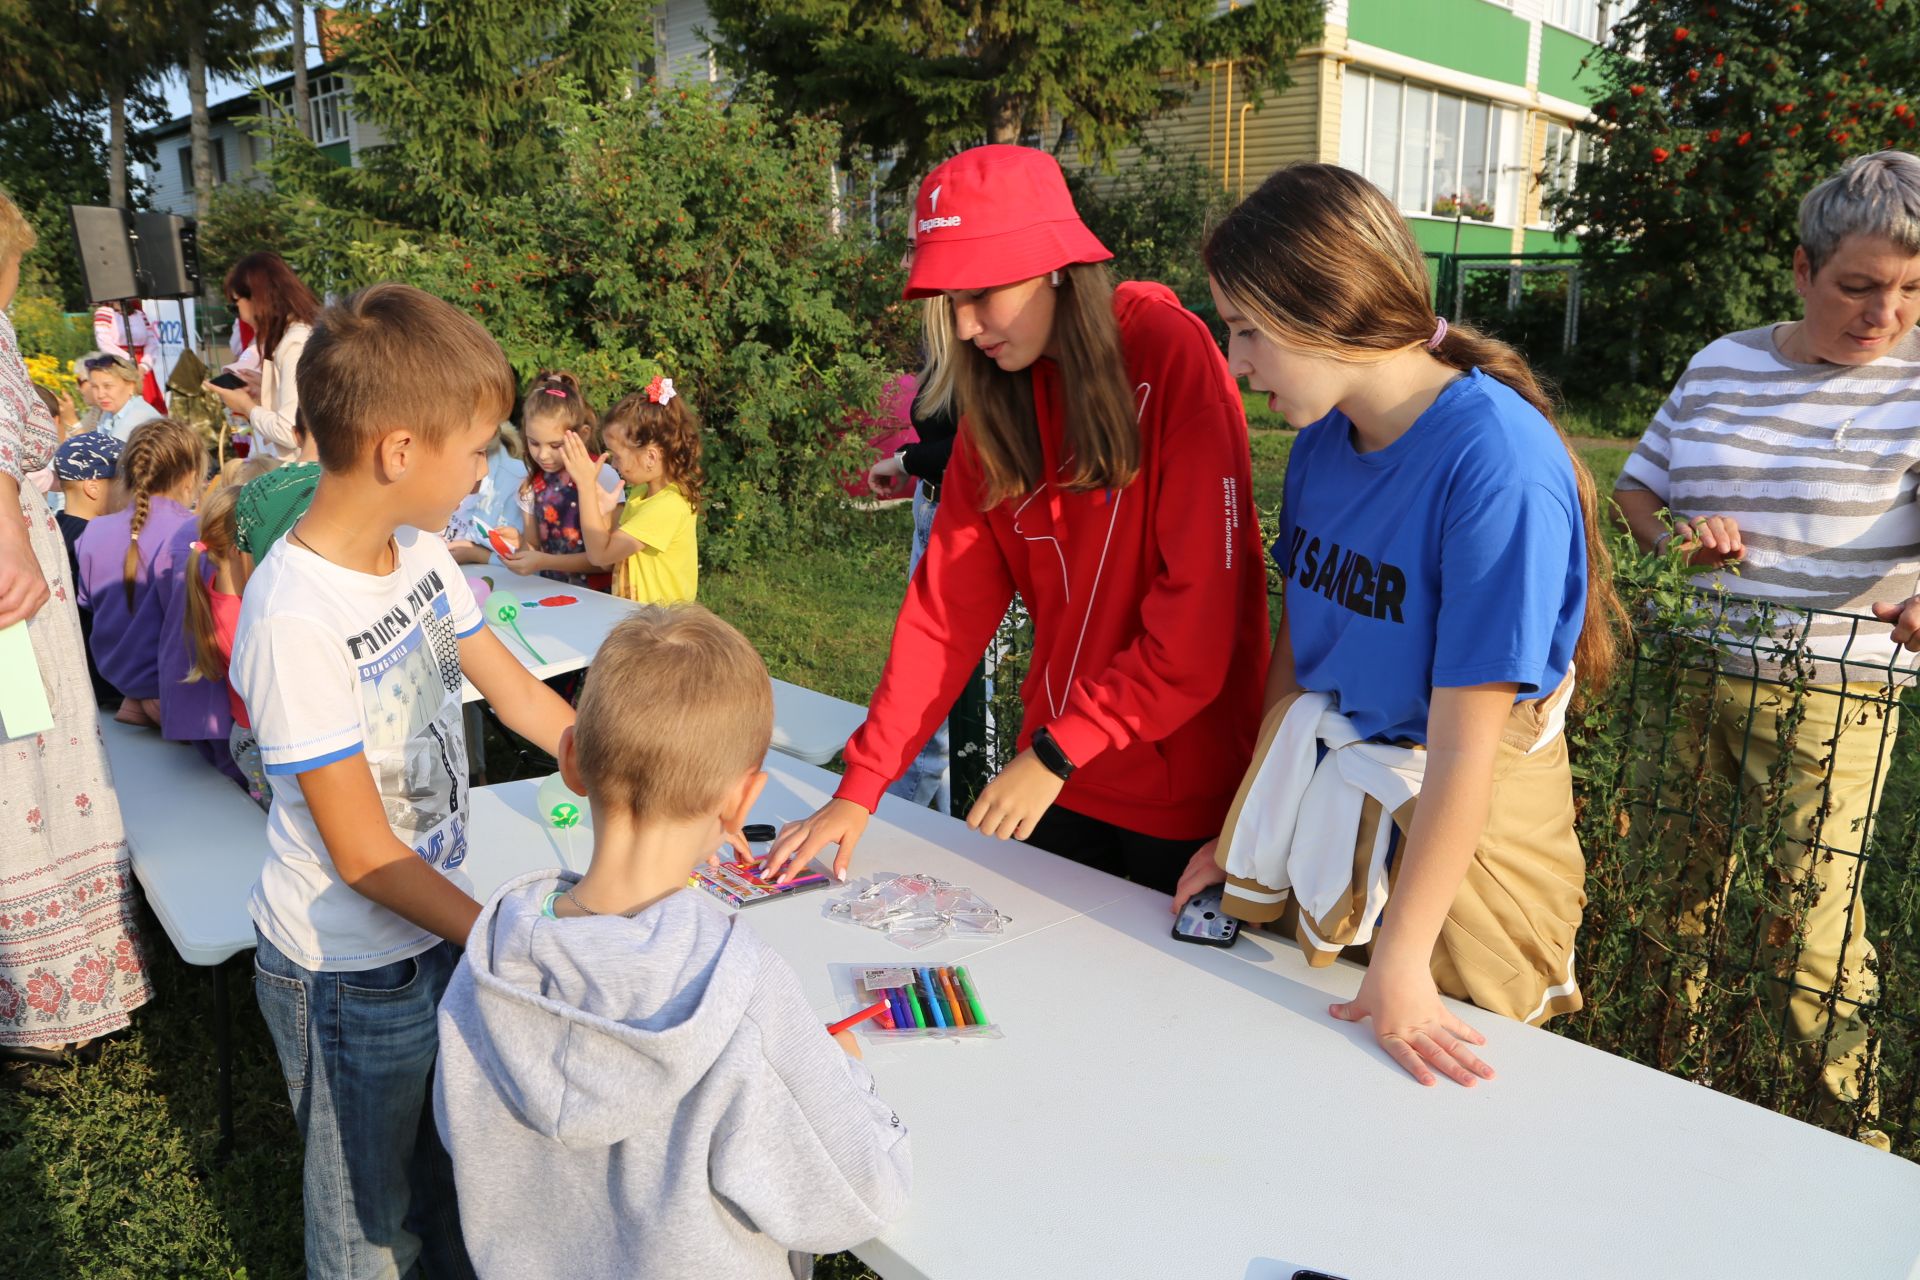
[1614,150,1920,1150]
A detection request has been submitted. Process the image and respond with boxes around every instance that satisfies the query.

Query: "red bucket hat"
[902,145,1113,300]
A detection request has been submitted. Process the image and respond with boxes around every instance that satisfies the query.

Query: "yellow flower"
[23,352,63,393]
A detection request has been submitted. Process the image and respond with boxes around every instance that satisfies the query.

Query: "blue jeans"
[253,929,474,1280]
[889,486,952,814]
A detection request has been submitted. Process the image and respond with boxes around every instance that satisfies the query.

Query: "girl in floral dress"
[0,192,152,1062]
[501,370,620,592]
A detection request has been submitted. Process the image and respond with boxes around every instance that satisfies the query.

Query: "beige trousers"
[1646,672,1898,1119]
[1219,684,1587,1027]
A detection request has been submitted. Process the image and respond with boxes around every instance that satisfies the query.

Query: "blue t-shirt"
[1275,368,1587,744]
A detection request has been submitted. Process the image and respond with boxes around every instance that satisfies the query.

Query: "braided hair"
[118,418,207,609]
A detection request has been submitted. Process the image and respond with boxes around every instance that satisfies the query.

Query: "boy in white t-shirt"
[232,283,577,1280]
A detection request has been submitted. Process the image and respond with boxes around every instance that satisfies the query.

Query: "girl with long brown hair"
[205,251,322,460]
[74,416,206,727]
[1186,163,1626,1088]
[767,145,1271,892]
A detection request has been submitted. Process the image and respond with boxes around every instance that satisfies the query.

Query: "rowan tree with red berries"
[1553,0,1920,385]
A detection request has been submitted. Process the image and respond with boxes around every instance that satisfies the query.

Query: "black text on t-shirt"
[1282,526,1407,623]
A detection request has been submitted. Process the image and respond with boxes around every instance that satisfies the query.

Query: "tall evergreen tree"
[298,0,659,230]
[1555,0,1920,385]
[704,0,1322,179]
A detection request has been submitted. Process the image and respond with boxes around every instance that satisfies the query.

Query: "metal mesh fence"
[952,575,1919,1156]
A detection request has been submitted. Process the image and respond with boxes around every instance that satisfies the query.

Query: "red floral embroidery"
[24,968,67,1016]
[44,899,60,919]
[0,977,22,1022]
[20,910,35,928]
[25,806,41,833]
[114,937,144,975]
[69,953,109,1004]
[73,792,92,816]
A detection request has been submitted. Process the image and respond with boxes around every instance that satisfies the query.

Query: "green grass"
[0,417,1639,1280]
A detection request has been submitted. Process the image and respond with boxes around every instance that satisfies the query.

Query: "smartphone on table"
[1171,884,1240,947]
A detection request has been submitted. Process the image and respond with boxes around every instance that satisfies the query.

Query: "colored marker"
[937,968,967,1026]
[955,966,988,1025]
[917,969,947,1029]
[876,999,896,1031]
[887,988,909,1029]
[826,998,891,1037]
[900,981,926,1029]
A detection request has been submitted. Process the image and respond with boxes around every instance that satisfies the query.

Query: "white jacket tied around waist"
[1218,679,1572,961]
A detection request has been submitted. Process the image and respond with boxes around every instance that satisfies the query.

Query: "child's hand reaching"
[559,430,600,490]
[502,546,543,576]
[832,1029,864,1060]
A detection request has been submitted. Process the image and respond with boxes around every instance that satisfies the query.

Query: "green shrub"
[8,291,90,366]
[213,78,916,569]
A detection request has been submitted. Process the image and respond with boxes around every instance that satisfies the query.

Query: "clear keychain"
[827,873,1011,949]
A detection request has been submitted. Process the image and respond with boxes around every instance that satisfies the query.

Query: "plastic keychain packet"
[829,962,1003,1042]
[826,873,1011,951]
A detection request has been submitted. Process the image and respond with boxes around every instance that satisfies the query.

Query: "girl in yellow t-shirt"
[561,374,701,604]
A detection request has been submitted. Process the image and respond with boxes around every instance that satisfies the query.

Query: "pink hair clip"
[645,375,677,407]
[190,540,208,554]
[541,387,569,397]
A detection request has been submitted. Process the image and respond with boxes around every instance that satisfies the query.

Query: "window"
[176,137,227,191]
[310,73,351,145]
[1542,118,1588,211]
[1546,0,1610,41]
[1340,68,1522,224]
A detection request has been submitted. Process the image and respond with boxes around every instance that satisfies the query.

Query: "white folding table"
[465,760,1920,1280]
[98,719,586,1149]
[458,569,866,765]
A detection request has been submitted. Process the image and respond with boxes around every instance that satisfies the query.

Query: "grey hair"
[1799,150,1920,273]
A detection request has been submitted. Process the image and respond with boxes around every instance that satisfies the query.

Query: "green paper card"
[0,620,53,739]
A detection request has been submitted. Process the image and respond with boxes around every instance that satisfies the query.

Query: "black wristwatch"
[1031,727,1076,781]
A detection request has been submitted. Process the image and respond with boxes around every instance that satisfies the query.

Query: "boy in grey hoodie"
[435,606,911,1279]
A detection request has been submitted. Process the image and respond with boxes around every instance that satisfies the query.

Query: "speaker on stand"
[133,211,204,356]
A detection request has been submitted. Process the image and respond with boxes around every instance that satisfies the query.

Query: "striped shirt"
[1618,324,1920,683]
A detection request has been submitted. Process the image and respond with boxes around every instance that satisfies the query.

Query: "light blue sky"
[150,12,318,125]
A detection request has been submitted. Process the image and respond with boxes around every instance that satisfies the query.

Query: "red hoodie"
[838,282,1271,840]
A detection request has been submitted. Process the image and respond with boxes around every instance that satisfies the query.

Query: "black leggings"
[1024,806,1206,896]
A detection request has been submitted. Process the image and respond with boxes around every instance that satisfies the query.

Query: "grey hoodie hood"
[435,868,912,1280]
[454,870,749,1146]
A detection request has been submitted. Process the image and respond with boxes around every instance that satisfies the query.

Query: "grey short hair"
[1799,150,1920,272]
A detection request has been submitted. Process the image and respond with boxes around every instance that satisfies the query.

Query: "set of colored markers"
[827,964,1002,1041]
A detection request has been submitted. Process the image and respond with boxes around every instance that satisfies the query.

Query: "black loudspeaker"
[69,204,141,302]
[133,211,202,299]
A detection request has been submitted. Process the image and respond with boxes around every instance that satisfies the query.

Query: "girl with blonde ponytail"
[176,483,265,805]
[1185,164,1626,1088]
[75,417,206,727]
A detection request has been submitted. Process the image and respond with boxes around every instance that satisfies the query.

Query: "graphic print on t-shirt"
[1278,523,1409,623]
[348,566,468,871]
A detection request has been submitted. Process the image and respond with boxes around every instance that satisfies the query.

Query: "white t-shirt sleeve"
[430,536,486,638]
[235,614,364,776]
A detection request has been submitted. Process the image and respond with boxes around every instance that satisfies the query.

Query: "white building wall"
[654,1,724,87]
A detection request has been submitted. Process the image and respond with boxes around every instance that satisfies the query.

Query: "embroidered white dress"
[0,310,152,1046]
